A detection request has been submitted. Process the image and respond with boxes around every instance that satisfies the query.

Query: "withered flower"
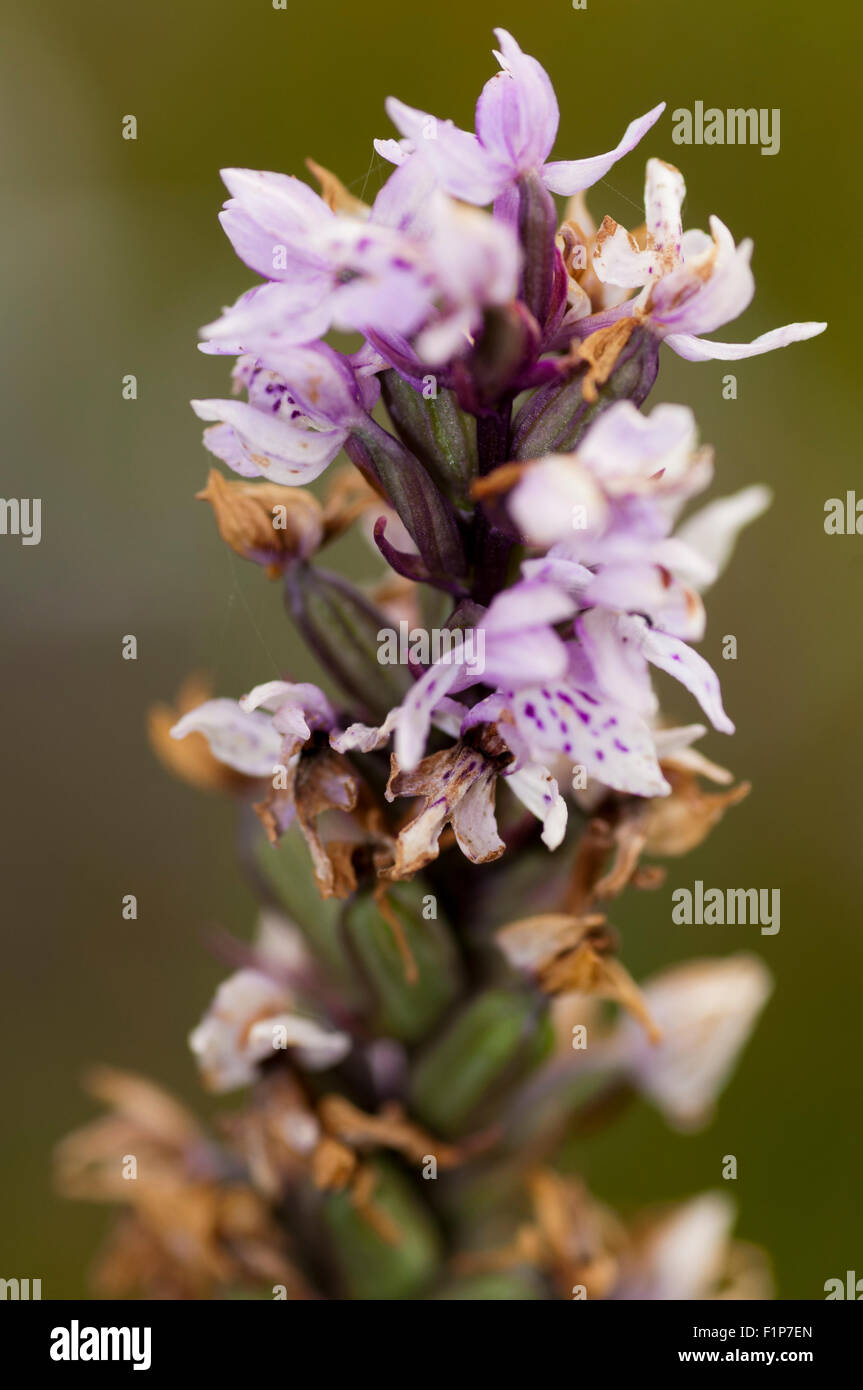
[54,1067,310,1299]
[317,1093,461,1169]
[228,1073,454,1246]
[564,726,752,908]
[309,1095,467,1246]
[54,1066,210,1204]
[497,911,661,1042]
[455,1169,624,1299]
[456,1173,770,1301]
[382,734,510,880]
[190,969,351,1095]
[557,189,645,320]
[222,1070,323,1200]
[170,678,385,898]
[197,468,325,573]
[355,720,566,881]
[640,765,751,859]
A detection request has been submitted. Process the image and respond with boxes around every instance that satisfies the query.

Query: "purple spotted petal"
[506,683,669,797]
[625,616,734,733]
[577,609,657,718]
[504,762,568,848]
[191,399,348,485]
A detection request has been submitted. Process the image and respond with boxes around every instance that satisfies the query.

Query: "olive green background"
[0,0,859,1298]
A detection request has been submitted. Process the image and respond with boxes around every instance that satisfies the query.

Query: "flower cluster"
[59,29,824,1301]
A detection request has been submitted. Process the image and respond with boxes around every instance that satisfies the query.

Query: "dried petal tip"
[197,468,324,573]
[497,912,660,1041]
[305,158,370,217]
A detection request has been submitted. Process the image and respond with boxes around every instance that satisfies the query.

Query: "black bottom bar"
[1,1298,858,1375]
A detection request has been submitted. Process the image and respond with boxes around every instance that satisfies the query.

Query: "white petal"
[170,698,281,777]
[577,400,697,488]
[505,763,568,849]
[331,707,401,755]
[619,954,772,1128]
[592,218,653,288]
[374,136,412,165]
[664,321,827,361]
[247,1013,351,1072]
[675,485,771,586]
[394,660,464,771]
[509,455,607,546]
[643,157,686,269]
[189,969,290,1092]
[240,681,300,714]
[192,398,346,485]
[631,619,734,734]
[617,1193,736,1300]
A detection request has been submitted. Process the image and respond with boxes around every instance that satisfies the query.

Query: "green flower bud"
[323,1158,442,1300]
[343,881,463,1043]
[347,418,468,587]
[247,823,356,993]
[284,564,414,722]
[515,171,559,328]
[380,370,478,510]
[512,324,659,458]
[409,989,554,1137]
[458,303,540,416]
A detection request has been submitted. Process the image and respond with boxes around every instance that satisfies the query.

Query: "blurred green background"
[0,0,859,1298]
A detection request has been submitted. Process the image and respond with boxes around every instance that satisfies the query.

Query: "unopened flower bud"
[323,1158,442,1299]
[284,563,415,720]
[410,989,554,1138]
[512,323,659,458]
[342,882,462,1043]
